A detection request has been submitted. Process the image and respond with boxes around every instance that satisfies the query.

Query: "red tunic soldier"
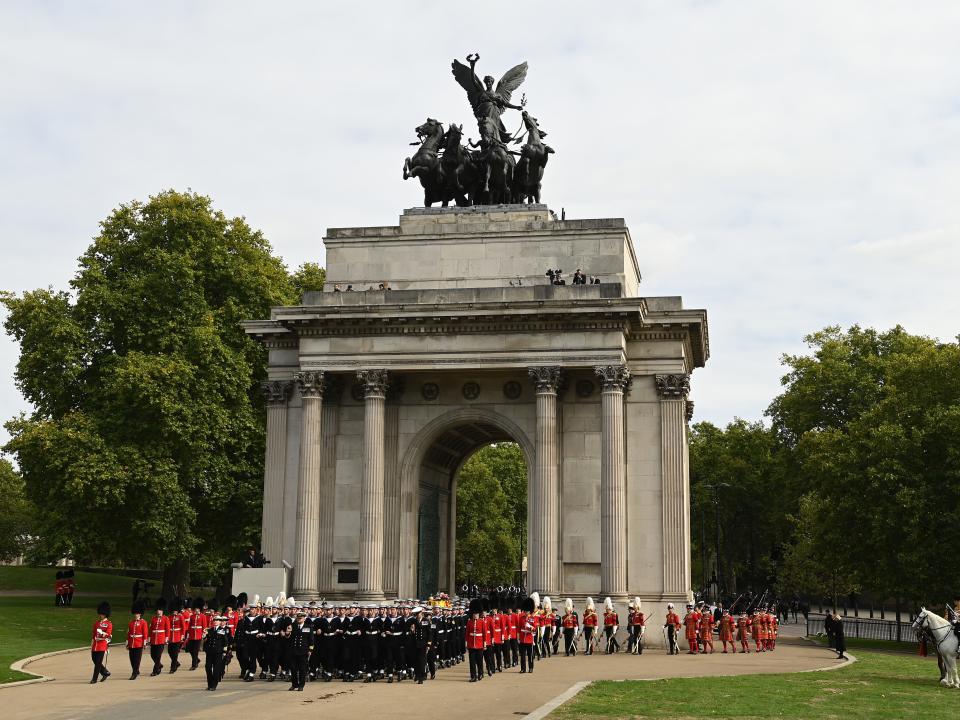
[664,603,681,655]
[168,598,186,672]
[465,599,485,682]
[148,599,171,675]
[627,597,646,655]
[518,597,537,673]
[90,601,113,683]
[561,598,579,656]
[698,606,714,654]
[751,609,765,652]
[736,611,751,653]
[185,597,209,669]
[582,598,599,655]
[126,601,149,679]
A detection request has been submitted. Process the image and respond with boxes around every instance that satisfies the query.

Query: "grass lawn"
[551,650,959,719]
[0,595,131,683]
[0,566,142,596]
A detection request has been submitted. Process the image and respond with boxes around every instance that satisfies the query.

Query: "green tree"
[2,190,297,595]
[768,326,960,607]
[0,458,34,562]
[455,443,526,586]
[291,262,326,298]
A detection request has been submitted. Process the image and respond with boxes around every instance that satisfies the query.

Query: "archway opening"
[414,420,529,599]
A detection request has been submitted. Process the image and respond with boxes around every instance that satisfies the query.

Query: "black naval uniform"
[289,619,313,690]
[235,613,261,680]
[203,624,231,690]
[363,613,381,680]
[413,615,433,683]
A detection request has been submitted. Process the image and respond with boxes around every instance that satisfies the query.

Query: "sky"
[1,1,959,449]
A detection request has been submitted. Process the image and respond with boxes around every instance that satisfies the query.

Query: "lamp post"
[465,559,474,599]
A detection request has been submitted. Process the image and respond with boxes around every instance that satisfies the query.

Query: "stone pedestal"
[292,371,324,597]
[357,369,388,600]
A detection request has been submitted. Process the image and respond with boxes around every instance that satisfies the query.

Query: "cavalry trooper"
[561,598,579,656]
[602,597,621,653]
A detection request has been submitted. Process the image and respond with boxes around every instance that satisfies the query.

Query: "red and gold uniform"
[719,611,736,653]
[583,606,599,655]
[665,608,681,654]
[768,612,778,650]
[698,610,714,653]
[751,611,765,652]
[683,607,701,654]
[736,613,751,653]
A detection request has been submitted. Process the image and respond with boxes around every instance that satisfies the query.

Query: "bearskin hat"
[225,594,237,610]
[481,597,490,613]
[97,600,112,617]
[170,597,183,612]
[521,596,535,613]
[155,597,167,612]
[469,598,483,615]
[488,591,500,611]
[237,592,248,608]
[131,600,146,615]
[192,596,205,611]
[56,570,63,579]
[65,568,75,578]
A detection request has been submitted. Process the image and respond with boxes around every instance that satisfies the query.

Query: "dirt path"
[5,637,845,720]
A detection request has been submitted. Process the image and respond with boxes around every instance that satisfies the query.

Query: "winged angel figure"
[451,54,527,144]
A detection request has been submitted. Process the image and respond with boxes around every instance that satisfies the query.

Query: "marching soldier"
[719,607,736,653]
[628,597,645,654]
[466,598,485,681]
[167,598,186,673]
[184,597,207,670]
[148,598,171,675]
[603,597,621,654]
[683,603,700,654]
[126,601,148,679]
[362,604,381,682]
[412,606,433,684]
[90,601,113,683]
[698,604,715,654]
[582,597,598,655]
[235,606,261,681]
[289,610,313,691]
[561,598,579,656]
[736,610,751,653]
[518,596,536,673]
[664,602,681,655]
[203,615,231,690]
[751,608,765,652]
[541,596,554,658]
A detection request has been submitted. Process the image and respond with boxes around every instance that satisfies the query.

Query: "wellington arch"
[243,205,709,623]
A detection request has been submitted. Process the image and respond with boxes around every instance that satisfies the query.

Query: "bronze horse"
[403,119,446,207]
[513,111,554,204]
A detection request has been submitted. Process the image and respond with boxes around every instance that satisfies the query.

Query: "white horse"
[912,608,959,688]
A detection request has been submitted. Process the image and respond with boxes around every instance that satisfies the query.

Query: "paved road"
[7,636,843,720]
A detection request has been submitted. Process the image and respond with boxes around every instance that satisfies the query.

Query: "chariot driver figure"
[451,53,527,144]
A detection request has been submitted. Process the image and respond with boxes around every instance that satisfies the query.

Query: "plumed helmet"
[97,600,112,617]
[634,597,642,611]
[253,594,260,606]
[155,597,167,612]
[530,591,541,610]
[521,597,535,612]
[543,596,552,612]
[278,592,287,606]
[265,596,275,607]
[564,598,573,613]
[586,597,595,611]
[627,598,635,609]
[131,600,146,615]
[469,598,483,615]
[285,595,295,607]
[604,597,613,612]
[667,602,674,609]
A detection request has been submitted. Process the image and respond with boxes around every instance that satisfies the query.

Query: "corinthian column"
[528,366,562,596]
[595,365,631,597]
[657,373,692,596]
[292,371,325,597]
[357,369,389,600]
[261,380,293,567]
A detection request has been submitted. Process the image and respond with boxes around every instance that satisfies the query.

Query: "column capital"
[262,379,294,405]
[655,373,690,400]
[295,370,326,399]
[595,364,632,392]
[357,368,390,398]
[528,366,563,393]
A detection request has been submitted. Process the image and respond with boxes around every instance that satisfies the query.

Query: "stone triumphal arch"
[244,205,709,618]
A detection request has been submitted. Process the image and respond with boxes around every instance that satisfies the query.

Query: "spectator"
[832,611,847,660]
[333,284,342,292]
[346,285,354,291]
[824,611,835,649]
[242,547,266,568]
[572,269,586,285]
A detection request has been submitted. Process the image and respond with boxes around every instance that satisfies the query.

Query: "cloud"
[1,0,960,445]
